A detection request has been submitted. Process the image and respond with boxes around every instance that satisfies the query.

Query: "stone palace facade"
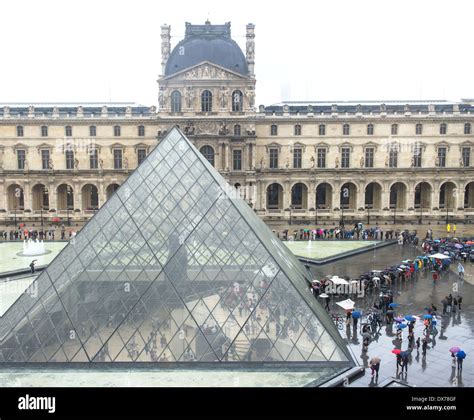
[0,21,473,228]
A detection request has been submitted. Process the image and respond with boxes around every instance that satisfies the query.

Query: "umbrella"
[369,357,381,365]
[456,350,466,359]
[386,309,395,315]
[336,299,356,310]
[454,244,463,249]
[405,316,416,322]
[430,253,450,260]
[397,323,408,330]
[391,349,401,355]
[394,317,404,323]
[329,276,349,285]
[352,311,362,319]
[449,347,461,354]
[423,314,433,319]
[318,293,329,298]
[389,303,399,309]
[400,350,410,358]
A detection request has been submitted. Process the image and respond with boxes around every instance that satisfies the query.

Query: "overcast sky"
[1,0,473,107]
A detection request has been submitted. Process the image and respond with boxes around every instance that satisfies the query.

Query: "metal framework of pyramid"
[0,128,354,370]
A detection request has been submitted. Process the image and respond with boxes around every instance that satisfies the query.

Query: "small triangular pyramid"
[0,128,353,367]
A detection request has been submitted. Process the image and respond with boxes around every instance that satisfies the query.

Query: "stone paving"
[310,243,473,387]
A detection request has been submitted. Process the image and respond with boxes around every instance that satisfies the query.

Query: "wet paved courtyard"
[310,242,474,387]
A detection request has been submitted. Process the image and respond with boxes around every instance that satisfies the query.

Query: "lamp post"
[366,204,372,225]
[340,186,349,228]
[393,205,396,225]
[315,205,319,226]
[66,185,72,226]
[446,188,457,233]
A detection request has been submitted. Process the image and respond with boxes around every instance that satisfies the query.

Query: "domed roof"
[165,22,248,77]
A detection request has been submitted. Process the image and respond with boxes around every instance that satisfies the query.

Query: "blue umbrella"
[456,350,466,359]
[397,323,408,330]
[405,316,416,322]
[389,303,399,309]
[423,314,433,319]
[352,311,362,319]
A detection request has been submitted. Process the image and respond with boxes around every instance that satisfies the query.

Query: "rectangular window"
[462,147,470,167]
[413,146,422,168]
[269,148,278,169]
[137,148,147,165]
[317,148,326,168]
[438,147,447,167]
[17,150,26,169]
[17,126,24,137]
[293,148,302,168]
[65,150,74,169]
[270,125,278,136]
[41,149,50,170]
[233,149,242,171]
[90,149,98,169]
[341,147,350,168]
[113,149,123,169]
[389,149,398,168]
[365,148,374,168]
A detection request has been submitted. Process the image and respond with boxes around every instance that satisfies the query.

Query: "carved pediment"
[265,142,282,152]
[162,62,249,82]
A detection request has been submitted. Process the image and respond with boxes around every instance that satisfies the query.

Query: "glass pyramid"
[0,128,354,369]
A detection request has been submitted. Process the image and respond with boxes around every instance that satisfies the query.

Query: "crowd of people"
[276,224,403,241]
[310,233,472,385]
[0,226,75,241]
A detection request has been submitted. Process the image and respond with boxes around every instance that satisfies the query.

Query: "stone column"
[225,143,230,171]
[49,183,57,212]
[283,180,291,210]
[308,181,316,209]
[23,182,31,211]
[406,188,415,210]
[0,180,5,211]
[258,180,264,210]
[381,188,390,210]
[333,183,341,210]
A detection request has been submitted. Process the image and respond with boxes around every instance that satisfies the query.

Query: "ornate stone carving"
[196,121,218,135]
[245,87,255,108]
[158,87,168,108]
[220,86,228,108]
[182,64,240,80]
[335,156,340,168]
[185,86,195,108]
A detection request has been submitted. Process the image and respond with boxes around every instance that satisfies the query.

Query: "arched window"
[440,123,447,135]
[200,145,215,166]
[232,90,243,112]
[416,123,423,135]
[270,124,278,136]
[17,126,24,137]
[319,124,326,135]
[343,124,350,135]
[294,124,302,135]
[65,126,72,137]
[41,125,48,137]
[114,125,121,137]
[171,90,182,113]
[138,125,145,137]
[89,125,96,137]
[464,123,471,135]
[367,124,374,135]
[201,90,212,112]
[234,124,241,136]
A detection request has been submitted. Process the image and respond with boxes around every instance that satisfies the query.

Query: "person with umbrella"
[449,347,460,367]
[29,259,37,274]
[422,338,428,356]
[458,296,463,311]
[457,262,464,280]
[401,350,410,373]
[392,349,402,373]
[369,357,381,379]
[456,350,466,372]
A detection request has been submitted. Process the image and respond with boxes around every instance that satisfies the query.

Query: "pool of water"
[0,242,67,274]
[284,240,381,260]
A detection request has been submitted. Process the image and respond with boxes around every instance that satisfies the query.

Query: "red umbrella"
[391,349,401,355]
[52,217,61,222]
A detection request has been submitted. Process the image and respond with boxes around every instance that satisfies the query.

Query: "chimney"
[246,23,255,76]
[161,24,171,75]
